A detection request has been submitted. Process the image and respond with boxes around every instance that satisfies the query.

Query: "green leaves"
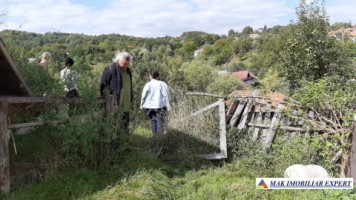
[279,0,352,91]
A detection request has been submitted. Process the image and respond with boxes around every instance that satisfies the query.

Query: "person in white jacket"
[141,69,171,135]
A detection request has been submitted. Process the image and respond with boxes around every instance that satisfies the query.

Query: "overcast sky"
[0,0,354,37]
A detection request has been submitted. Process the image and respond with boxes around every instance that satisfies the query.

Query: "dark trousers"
[120,112,130,132]
[66,89,79,116]
[66,89,79,98]
[146,107,166,135]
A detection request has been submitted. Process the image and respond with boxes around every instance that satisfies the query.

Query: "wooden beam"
[198,100,227,160]
[191,100,221,117]
[7,121,44,129]
[229,99,246,127]
[247,123,306,132]
[186,92,223,98]
[225,98,239,124]
[218,100,227,158]
[349,122,356,179]
[0,96,105,104]
[237,98,252,132]
[0,101,10,193]
[264,103,286,149]
[261,100,272,143]
[237,90,259,133]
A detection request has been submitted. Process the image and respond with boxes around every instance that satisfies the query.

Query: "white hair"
[112,51,132,63]
[284,164,329,178]
[41,52,51,60]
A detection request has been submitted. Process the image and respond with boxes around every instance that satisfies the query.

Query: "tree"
[207,74,245,96]
[179,41,196,60]
[181,60,214,92]
[331,22,352,30]
[242,26,253,35]
[228,29,236,38]
[280,0,351,91]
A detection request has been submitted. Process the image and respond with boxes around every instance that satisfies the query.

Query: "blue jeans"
[146,108,166,135]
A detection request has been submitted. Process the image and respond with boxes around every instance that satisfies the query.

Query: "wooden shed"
[0,39,31,96]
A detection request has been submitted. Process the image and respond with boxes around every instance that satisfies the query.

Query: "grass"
[2,96,354,200]
[2,126,353,200]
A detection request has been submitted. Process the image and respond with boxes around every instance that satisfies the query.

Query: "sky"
[0,0,355,37]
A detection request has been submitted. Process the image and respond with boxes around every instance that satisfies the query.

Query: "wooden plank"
[218,100,227,158]
[186,92,223,98]
[199,100,227,160]
[0,96,105,104]
[7,121,44,129]
[263,103,286,149]
[247,123,306,132]
[237,98,253,133]
[191,100,221,117]
[349,122,356,179]
[247,105,256,135]
[252,99,265,141]
[261,100,272,143]
[236,90,259,133]
[229,99,246,127]
[0,102,10,193]
[225,98,239,124]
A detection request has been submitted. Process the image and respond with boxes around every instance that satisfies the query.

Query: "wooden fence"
[0,95,113,193]
[189,90,356,180]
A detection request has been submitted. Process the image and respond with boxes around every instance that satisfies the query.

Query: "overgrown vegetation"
[0,0,355,199]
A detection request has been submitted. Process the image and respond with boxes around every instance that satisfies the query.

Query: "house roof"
[231,70,258,81]
[328,26,356,37]
[0,38,31,96]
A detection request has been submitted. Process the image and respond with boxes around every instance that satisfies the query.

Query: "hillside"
[0,1,356,198]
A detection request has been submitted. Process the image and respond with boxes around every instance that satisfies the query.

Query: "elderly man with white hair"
[38,52,51,70]
[100,51,133,134]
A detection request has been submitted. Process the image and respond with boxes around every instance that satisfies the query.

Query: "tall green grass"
[2,90,355,200]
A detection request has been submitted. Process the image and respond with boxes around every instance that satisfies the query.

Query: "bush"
[207,74,246,96]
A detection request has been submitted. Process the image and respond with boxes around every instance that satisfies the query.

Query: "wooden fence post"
[218,99,227,158]
[261,100,272,143]
[263,102,286,149]
[252,101,264,142]
[0,101,10,193]
[348,118,356,180]
[229,98,246,127]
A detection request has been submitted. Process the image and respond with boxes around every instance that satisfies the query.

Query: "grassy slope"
[2,126,348,200]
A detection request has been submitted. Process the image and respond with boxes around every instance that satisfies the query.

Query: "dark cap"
[65,57,74,66]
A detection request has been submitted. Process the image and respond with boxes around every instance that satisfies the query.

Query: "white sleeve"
[140,83,150,109]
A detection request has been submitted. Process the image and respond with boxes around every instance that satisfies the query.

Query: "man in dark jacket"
[100,51,133,132]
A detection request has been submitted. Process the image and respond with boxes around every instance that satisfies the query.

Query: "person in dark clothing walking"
[100,51,133,133]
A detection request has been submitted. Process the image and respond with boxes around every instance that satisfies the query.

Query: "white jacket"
[140,79,171,110]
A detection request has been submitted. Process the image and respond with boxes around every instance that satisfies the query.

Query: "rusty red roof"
[231,70,258,81]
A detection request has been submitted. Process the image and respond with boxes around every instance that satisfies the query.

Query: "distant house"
[255,28,264,33]
[231,70,259,85]
[249,33,260,39]
[218,69,229,75]
[194,48,204,58]
[328,26,356,42]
